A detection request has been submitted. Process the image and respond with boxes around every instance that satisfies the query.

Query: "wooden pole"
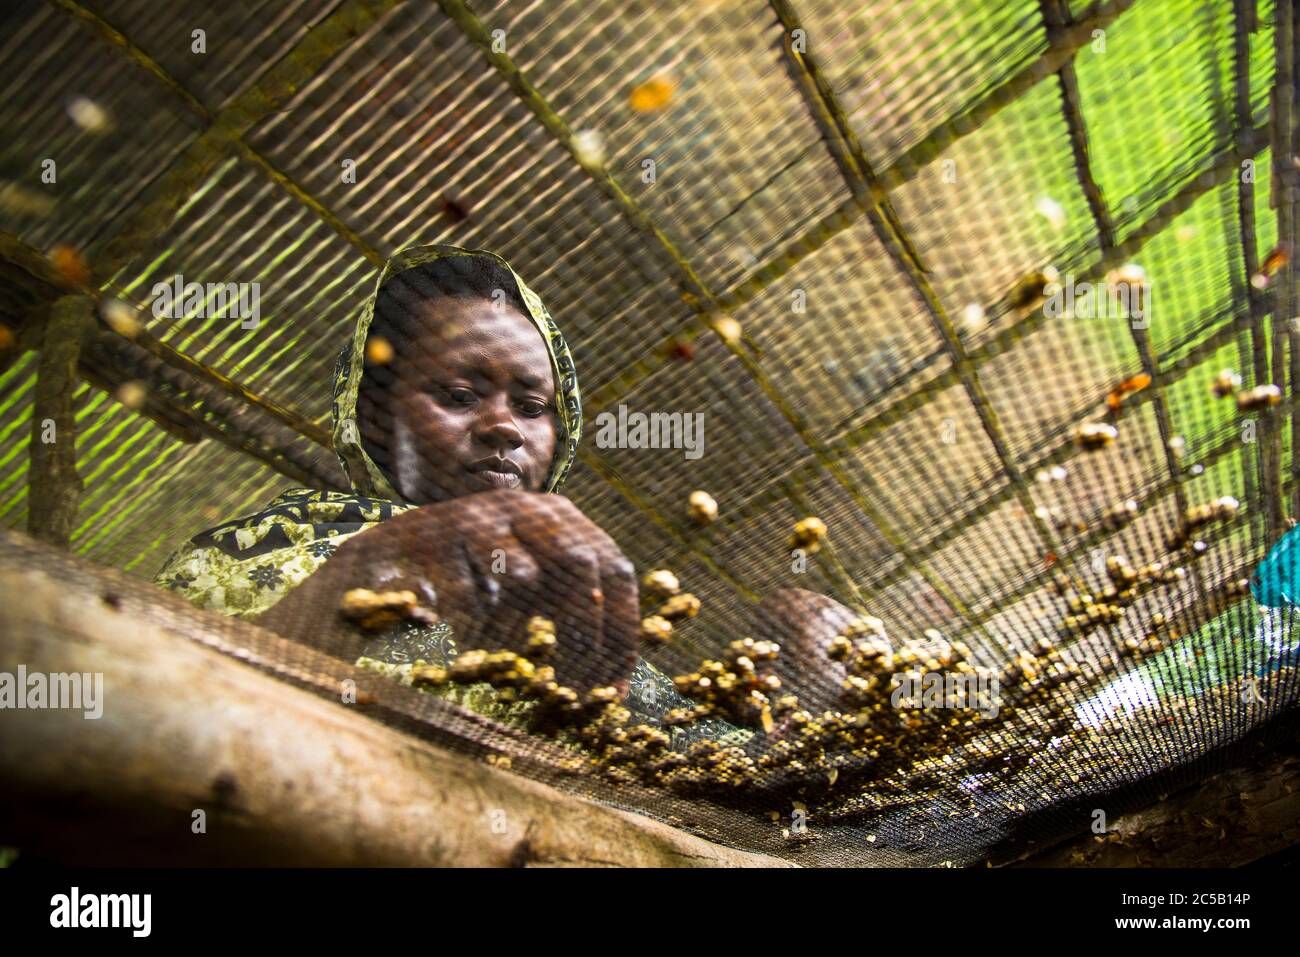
[26,296,93,547]
[119,322,334,450]
[1266,0,1296,538]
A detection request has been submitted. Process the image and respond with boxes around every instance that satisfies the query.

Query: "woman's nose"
[476,395,524,449]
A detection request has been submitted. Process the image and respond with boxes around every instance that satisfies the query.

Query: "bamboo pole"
[1041,0,1116,250]
[830,122,1271,456]
[70,0,402,280]
[1266,0,1295,538]
[26,296,93,547]
[43,0,774,608]
[598,118,1267,521]
[89,332,345,489]
[1289,2,1300,521]
[953,414,1295,642]
[48,0,1153,638]
[1225,0,1269,556]
[576,448,760,603]
[120,321,334,449]
[707,345,1248,595]
[47,0,210,118]
[53,0,1134,631]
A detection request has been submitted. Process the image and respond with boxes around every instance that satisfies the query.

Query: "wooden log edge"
[1005,733,1300,866]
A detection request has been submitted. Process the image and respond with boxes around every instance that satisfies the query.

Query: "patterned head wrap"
[332,243,583,499]
[154,244,582,619]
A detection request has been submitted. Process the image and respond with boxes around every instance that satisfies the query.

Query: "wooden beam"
[26,296,93,547]
[0,229,334,451]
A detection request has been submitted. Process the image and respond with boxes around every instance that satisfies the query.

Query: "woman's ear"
[354,380,393,473]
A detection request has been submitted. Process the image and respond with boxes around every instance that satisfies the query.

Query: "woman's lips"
[471,468,522,489]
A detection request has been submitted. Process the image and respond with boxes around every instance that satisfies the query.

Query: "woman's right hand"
[751,587,856,712]
[255,489,641,693]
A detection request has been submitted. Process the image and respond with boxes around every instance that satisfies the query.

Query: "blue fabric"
[1252,525,1300,607]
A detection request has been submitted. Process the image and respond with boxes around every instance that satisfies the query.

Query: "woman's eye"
[518,400,546,418]
[447,388,476,405]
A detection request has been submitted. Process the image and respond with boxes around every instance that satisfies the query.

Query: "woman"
[157,244,852,740]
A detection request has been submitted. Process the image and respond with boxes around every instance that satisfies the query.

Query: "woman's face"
[360,296,559,503]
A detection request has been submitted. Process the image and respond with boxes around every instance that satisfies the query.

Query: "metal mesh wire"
[2,0,1300,865]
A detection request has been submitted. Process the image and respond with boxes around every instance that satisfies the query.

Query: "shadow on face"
[357,296,558,503]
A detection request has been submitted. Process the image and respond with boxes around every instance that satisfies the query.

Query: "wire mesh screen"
[2,0,1300,866]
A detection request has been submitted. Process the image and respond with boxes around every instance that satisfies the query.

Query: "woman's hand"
[255,490,640,692]
[752,587,858,712]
